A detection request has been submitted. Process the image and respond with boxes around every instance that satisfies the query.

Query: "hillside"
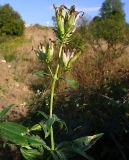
[0,25,129,121]
[0,26,55,120]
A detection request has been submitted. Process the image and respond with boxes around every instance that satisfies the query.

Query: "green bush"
[100,0,125,20]
[89,0,128,47]
[0,4,24,36]
[85,0,129,85]
[90,15,128,46]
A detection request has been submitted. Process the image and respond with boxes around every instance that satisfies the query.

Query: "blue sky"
[0,0,129,26]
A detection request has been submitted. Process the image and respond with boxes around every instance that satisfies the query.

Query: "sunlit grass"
[0,35,28,62]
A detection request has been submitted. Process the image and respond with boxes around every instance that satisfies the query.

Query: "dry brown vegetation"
[0,26,55,120]
[0,25,129,121]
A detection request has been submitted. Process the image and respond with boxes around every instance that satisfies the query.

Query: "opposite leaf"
[56,133,104,159]
[0,122,28,146]
[40,114,67,138]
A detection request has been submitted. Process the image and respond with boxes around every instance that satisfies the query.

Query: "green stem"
[48,66,53,77]
[49,44,63,150]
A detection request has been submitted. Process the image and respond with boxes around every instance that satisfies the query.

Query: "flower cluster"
[34,5,82,71]
[54,5,82,43]
[34,39,54,64]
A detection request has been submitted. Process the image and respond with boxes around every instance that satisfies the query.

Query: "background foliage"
[0,4,24,36]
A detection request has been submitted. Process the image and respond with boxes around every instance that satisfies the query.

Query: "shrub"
[100,0,125,20]
[0,4,24,36]
[90,15,128,47]
[85,0,129,86]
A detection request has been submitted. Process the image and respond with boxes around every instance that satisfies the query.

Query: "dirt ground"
[0,26,55,120]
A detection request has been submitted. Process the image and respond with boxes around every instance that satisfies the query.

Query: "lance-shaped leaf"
[0,122,29,146]
[20,147,44,160]
[0,122,50,151]
[38,111,49,120]
[30,124,42,132]
[55,133,104,159]
[40,114,67,138]
[26,135,50,150]
[0,104,14,120]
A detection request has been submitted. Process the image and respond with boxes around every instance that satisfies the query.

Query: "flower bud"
[62,49,81,71]
[54,5,82,43]
[45,40,54,63]
[67,51,81,69]
[34,40,54,64]
[54,5,66,40]
[64,6,79,35]
[34,43,46,61]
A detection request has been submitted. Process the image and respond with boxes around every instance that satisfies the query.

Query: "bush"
[100,0,125,20]
[85,1,129,86]
[0,4,24,36]
[90,16,128,46]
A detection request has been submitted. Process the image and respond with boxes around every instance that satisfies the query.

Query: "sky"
[0,0,129,26]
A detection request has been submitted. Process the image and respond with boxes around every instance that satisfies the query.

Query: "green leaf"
[55,150,68,160]
[51,150,68,160]
[26,135,50,151]
[38,111,49,119]
[40,114,67,138]
[56,141,75,158]
[51,151,59,160]
[0,105,14,119]
[30,124,42,132]
[34,70,45,78]
[0,122,50,151]
[0,122,28,146]
[66,79,78,89]
[73,133,104,151]
[27,135,45,148]
[56,133,104,159]
[52,114,67,131]
[20,147,43,160]
[40,118,54,138]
